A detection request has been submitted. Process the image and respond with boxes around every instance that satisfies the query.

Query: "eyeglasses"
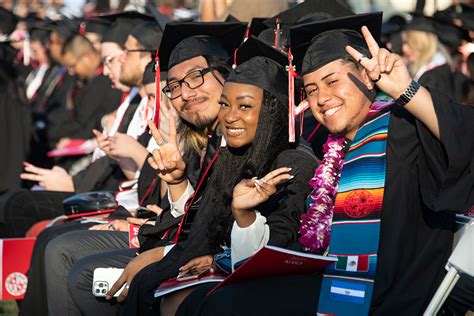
[124,48,154,55]
[67,55,84,71]
[102,54,122,68]
[162,67,214,100]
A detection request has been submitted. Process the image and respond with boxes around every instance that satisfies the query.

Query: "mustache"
[181,97,208,111]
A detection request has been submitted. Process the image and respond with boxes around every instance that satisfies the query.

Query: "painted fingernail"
[289,175,295,179]
[287,167,292,171]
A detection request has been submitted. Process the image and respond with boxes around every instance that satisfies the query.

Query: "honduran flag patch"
[335,255,369,272]
[329,279,366,304]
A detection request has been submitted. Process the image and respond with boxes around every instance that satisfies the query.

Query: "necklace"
[299,134,346,253]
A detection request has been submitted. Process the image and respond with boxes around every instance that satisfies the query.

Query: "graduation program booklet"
[208,245,337,295]
[47,139,96,157]
[154,271,226,298]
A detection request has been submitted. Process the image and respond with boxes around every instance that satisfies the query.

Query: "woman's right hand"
[231,167,293,212]
[147,118,187,185]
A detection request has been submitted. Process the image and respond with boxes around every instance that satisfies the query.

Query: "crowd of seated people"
[0,1,473,315]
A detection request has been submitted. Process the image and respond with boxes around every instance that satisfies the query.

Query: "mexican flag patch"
[335,255,369,272]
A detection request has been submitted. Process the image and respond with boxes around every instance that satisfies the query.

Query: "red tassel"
[287,48,297,143]
[79,22,86,35]
[154,50,161,129]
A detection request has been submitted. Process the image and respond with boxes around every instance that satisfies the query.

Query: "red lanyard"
[172,144,222,244]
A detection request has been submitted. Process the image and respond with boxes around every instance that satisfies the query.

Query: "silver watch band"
[395,80,421,107]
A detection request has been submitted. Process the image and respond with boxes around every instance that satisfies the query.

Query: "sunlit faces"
[218,82,262,148]
[101,42,129,92]
[118,35,149,87]
[63,52,96,80]
[167,56,224,129]
[303,59,374,140]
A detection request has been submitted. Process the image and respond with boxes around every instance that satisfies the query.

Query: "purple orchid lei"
[299,134,346,253]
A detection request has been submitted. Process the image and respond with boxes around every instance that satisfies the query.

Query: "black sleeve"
[72,156,125,192]
[416,88,474,212]
[53,75,123,140]
[260,149,317,248]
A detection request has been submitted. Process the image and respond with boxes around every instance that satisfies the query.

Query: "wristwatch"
[395,80,421,107]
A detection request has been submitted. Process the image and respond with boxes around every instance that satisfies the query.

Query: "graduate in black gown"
[177,12,474,316]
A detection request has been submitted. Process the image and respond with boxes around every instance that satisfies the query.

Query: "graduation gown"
[120,147,317,315]
[47,71,123,144]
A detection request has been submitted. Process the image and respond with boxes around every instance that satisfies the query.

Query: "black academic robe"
[369,88,473,314]
[418,64,455,99]
[0,60,31,193]
[28,65,74,167]
[136,128,220,252]
[120,147,317,315]
[47,71,122,144]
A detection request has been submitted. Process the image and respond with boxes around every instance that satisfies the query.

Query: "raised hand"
[231,167,293,212]
[147,118,187,185]
[20,162,74,192]
[345,26,412,100]
[108,132,141,159]
[92,129,111,154]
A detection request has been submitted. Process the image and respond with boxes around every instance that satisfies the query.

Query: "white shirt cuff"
[230,211,270,270]
[167,180,194,218]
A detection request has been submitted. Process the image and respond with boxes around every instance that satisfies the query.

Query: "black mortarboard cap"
[81,17,111,36]
[225,14,240,23]
[143,60,155,85]
[264,0,354,46]
[248,17,268,37]
[0,7,18,35]
[28,21,52,44]
[158,21,247,71]
[434,18,471,49]
[99,11,154,45]
[404,15,436,34]
[47,18,80,39]
[290,12,383,75]
[228,36,288,107]
[130,21,162,51]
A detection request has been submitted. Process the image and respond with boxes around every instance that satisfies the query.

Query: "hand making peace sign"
[147,118,187,184]
[345,26,413,100]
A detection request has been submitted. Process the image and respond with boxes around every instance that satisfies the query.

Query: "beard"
[119,70,142,87]
[193,114,216,130]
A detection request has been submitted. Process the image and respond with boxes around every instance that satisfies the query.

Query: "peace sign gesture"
[231,167,293,213]
[345,26,412,100]
[147,118,186,184]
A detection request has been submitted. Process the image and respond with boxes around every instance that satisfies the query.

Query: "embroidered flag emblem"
[335,255,369,272]
[330,279,366,304]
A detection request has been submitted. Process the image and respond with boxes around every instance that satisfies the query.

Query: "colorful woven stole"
[317,94,394,315]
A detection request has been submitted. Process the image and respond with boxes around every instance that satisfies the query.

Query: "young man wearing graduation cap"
[177,12,473,316]
[57,21,247,316]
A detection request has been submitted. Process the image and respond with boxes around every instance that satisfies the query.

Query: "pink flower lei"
[299,134,346,253]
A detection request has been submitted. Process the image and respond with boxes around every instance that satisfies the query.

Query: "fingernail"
[287,167,292,171]
[289,175,295,179]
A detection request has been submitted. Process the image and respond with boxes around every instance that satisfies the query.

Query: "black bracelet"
[395,80,421,107]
